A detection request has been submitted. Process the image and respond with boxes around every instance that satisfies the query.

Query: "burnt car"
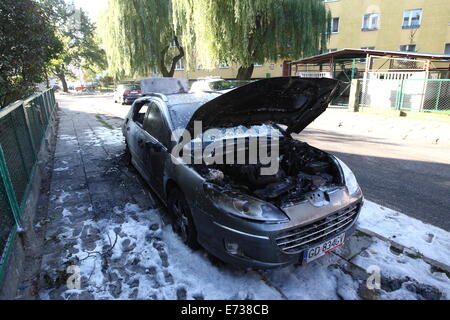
[122,77,363,268]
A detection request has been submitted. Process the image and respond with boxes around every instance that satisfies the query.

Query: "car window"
[143,102,171,147]
[132,103,148,126]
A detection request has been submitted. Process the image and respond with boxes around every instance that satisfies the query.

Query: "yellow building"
[174,0,450,80]
[173,60,285,80]
[324,0,450,54]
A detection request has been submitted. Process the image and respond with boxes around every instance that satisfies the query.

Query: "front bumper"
[193,194,363,269]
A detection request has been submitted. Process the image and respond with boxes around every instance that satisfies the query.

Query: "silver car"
[122,77,363,268]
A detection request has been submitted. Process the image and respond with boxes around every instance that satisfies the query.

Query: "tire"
[167,188,199,249]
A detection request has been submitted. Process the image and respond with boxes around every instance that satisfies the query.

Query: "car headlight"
[335,158,361,195]
[203,183,289,223]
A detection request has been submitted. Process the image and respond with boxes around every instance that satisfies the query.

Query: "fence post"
[348,79,361,112]
[0,145,22,229]
[435,80,442,111]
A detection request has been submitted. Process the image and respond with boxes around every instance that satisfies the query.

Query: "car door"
[140,101,171,196]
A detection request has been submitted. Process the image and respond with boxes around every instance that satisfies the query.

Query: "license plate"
[302,233,345,264]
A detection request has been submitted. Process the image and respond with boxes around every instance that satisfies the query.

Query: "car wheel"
[168,188,199,249]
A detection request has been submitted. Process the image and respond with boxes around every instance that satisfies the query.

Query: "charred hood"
[184,77,340,137]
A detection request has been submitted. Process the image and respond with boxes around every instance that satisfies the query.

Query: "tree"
[0,0,62,107]
[99,0,184,79]
[172,0,331,79]
[39,0,107,92]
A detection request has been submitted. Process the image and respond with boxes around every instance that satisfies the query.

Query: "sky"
[72,0,108,21]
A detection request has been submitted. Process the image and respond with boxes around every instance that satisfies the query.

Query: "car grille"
[274,203,360,254]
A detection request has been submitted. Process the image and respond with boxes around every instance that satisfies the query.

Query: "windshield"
[194,125,283,142]
[168,103,283,141]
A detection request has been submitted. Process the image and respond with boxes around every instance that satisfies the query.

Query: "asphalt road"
[297,129,450,231]
[65,93,450,231]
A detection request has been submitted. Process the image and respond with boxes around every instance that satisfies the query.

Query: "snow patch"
[358,200,450,269]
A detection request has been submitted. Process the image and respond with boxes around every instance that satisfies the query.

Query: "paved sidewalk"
[309,108,450,146]
[16,96,450,300]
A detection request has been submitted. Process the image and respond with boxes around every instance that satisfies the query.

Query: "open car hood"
[184,77,340,137]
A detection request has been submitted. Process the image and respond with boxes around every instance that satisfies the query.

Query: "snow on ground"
[83,127,124,147]
[352,237,450,300]
[39,200,450,300]
[36,100,450,300]
[358,200,450,269]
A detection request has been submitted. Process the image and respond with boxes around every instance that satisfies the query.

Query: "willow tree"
[173,0,330,79]
[100,0,184,78]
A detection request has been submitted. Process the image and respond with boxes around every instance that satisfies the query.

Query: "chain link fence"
[359,79,450,114]
[0,89,57,284]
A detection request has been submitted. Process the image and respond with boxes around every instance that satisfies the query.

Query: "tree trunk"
[236,64,255,80]
[160,37,185,78]
[57,73,68,92]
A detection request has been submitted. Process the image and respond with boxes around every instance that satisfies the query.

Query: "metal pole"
[435,80,442,111]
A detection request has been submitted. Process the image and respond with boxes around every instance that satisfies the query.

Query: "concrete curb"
[357,226,450,274]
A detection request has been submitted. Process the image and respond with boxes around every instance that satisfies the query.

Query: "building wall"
[168,0,450,81]
[325,0,450,54]
[172,61,284,80]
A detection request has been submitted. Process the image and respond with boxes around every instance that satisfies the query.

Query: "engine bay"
[194,137,343,207]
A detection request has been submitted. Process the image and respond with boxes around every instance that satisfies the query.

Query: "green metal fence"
[358,78,450,114]
[0,88,57,284]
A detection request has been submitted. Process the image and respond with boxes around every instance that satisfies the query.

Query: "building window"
[445,44,450,55]
[175,58,185,71]
[400,44,417,52]
[361,46,375,50]
[402,9,422,29]
[330,17,340,33]
[362,13,379,31]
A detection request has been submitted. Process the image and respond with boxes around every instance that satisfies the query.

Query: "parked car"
[122,77,363,268]
[114,84,142,105]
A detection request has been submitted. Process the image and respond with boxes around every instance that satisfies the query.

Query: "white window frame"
[445,43,450,55]
[175,58,185,71]
[330,17,340,34]
[362,13,379,31]
[402,9,422,28]
[400,44,417,53]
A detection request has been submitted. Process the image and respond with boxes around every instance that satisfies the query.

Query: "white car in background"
[114,84,142,105]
